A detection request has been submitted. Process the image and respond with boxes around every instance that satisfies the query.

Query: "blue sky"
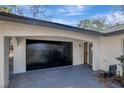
[47,5,115,26]
[11,5,123,27]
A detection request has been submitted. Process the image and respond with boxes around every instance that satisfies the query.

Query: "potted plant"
[116,55,124,86]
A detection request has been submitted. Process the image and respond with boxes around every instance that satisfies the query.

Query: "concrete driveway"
[9,65,104,88]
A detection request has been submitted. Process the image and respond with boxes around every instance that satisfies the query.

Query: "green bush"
[116,55,124,76]
[0,7,12,13]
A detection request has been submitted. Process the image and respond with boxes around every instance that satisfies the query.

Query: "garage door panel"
[26,39,72,71]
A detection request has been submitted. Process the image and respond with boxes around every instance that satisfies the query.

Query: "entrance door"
[89,43,93,65]
[84,42,88,64]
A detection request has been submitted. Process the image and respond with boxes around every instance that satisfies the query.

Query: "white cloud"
[58,5,88,16]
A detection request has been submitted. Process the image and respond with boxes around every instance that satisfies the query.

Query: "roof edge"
[0,12,102,36]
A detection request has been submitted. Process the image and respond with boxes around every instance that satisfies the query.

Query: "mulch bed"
[96,70,123,88]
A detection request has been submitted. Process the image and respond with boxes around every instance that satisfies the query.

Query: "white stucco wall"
[0,22,10,87]
[100,35,124,75]
[0,33,5,88]
[13,38,26,73]
[0,36,9,88]
[0,20,101,87]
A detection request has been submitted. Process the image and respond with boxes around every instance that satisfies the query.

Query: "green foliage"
[77,18,108,31]
[92,19,106,29]
[78,20,92,29]
[116,55,124,64]
[116,55,124,76]
[0,6,12,13]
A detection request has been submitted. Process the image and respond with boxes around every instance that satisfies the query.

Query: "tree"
[118,5,124,12]
[92,19,106,30]
[30,5,52,21]
[15,6,23,16]
[77,19,92,29]
[0,5,23,16]
[77,18,108,31]
[9,5,23,16]
[78,5,124,31]
[0,6,12,13]
[110,5,124,25]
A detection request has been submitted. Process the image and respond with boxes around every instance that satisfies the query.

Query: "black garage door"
[26,39,72,71]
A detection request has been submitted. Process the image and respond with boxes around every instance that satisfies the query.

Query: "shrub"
[116,55,124,76]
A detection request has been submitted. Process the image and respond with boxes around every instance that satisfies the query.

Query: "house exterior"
[0,12,124,87]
